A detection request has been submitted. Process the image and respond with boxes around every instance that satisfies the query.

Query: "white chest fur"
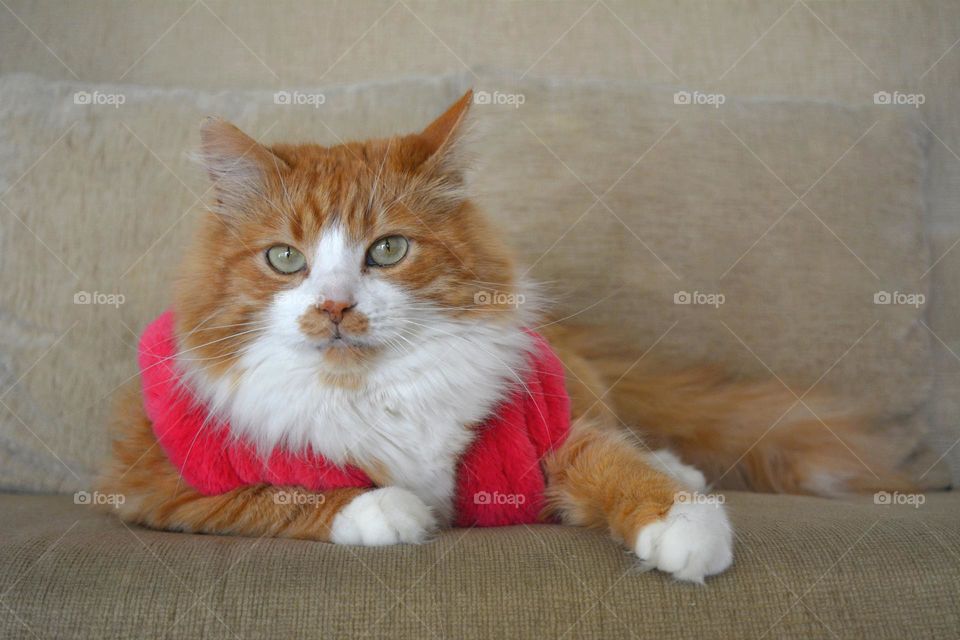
[181,319,533,523]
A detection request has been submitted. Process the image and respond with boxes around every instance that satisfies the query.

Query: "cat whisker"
[386,324,522,397]
[135,326,266,384]
[366,137,393,217]
[175,348,251,363]
[270,152,297,219]
[175,358,248,495]
[397,318,547,422]
[188,320,271,333]
[177,327,267,354]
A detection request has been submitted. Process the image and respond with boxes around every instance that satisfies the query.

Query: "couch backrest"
[0,72,947,490]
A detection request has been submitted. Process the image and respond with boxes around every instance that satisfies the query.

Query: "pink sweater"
[138,312,571,527]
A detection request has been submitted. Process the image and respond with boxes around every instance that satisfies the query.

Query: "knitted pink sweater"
[139,312,571,527]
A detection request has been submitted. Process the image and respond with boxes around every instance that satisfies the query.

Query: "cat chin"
[311,335,376,351]
[316,339,382,370]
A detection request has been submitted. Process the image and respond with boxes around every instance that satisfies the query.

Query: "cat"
[102,90,919,584]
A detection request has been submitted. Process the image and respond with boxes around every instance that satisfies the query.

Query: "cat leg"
[543,420,733,583]
[103,384,437,545]
[644,448,707,491]
[328,486,437,545]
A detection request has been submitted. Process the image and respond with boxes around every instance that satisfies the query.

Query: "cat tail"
[545,326,949,496]
[602,363,949,496]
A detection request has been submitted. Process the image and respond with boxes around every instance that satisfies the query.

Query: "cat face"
[174,91,525,382]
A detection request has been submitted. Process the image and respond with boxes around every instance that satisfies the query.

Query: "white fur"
[634,501,734,583]
[635,449,731,582]
[646,449,707,491]
[180,225,534,525]
[801,471,851,496]
[307,227,363,305]
[330,487,437,545]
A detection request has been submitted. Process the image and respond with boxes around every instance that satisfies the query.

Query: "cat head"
[174,91,532,385]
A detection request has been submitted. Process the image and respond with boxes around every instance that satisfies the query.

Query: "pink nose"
[320,299,355,324]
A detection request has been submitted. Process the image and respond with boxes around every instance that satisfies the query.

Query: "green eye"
[366,235,409,267]
[266,245,306,274]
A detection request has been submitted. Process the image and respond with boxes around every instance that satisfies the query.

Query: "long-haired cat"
[102,90,919,583]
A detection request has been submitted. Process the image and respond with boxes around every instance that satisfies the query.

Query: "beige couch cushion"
[0,72,937,491]
[2,491,958,639]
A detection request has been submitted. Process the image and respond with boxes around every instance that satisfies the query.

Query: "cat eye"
[266,244,306,274]
[366,235,409,267]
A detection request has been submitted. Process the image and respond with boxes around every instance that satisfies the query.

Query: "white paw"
[634,501,734,583]
[647,449,707,491]
[330,487,437,546]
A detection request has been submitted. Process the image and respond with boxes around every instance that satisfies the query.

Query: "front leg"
[352,439,463,528]
[104,384,437,546]
[353,455,457,528]
[543,421,733,583]
[329,486,438,546]
[108,458,438,546]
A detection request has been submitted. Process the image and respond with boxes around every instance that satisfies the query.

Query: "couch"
[1,2,958,638]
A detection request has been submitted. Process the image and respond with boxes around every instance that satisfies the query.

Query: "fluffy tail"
[609,365,937,495]
[547,326,949,496]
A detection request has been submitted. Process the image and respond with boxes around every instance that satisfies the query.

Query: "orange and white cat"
[103,90,917,583]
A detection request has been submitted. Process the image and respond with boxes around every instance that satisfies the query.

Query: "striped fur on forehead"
[266,135,469,246]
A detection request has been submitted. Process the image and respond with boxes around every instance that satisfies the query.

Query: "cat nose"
[320,299,355,324]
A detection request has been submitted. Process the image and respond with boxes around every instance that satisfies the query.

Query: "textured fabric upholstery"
[1,492,957,639]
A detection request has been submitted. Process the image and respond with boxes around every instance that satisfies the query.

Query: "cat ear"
[197,117,288,218]
[420,89,473,161]
[406,90,474,184]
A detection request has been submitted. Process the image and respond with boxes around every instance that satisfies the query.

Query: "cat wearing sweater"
[103,91,915,583]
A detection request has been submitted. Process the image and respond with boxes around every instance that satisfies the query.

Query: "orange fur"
[103,90,930,560]
[101,382,366,540]
[543,420,679,545]
[546,324,933,496]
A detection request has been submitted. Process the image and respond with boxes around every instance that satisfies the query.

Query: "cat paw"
[330,487,437,546]
[647,449,707,491]
[634,501,733,583]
